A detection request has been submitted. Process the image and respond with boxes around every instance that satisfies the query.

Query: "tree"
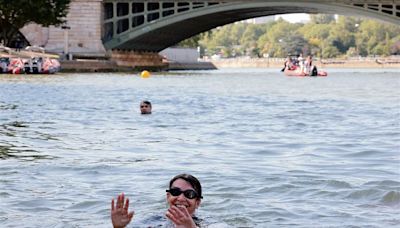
[240,24,265,57]
[197,15,399,58]
[391,40,400,55]
[0,0,70,46]
[299,23,330,41]
[298,23,330,56]
[257,19,298,57]
[177,34,202,48]
[310,14,335,24]
[327,17,359,54]
[321,44,340,58]
[280,32,309,56]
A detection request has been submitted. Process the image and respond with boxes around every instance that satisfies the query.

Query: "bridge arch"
[102,1,400,52]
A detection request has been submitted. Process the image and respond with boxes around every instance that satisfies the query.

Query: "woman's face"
[166,178,201,216]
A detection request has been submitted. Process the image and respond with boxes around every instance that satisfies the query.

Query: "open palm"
[111,193,134,228]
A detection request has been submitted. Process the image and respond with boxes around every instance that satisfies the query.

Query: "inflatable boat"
[23,57,60,74]
[284,66,328,77]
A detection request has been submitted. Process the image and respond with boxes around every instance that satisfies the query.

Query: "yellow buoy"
[140,70,151,78]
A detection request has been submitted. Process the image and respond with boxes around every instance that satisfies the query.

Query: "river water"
[0,68,399,228]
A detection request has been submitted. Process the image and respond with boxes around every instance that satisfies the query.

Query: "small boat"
[284,66,328,77]
[1,45,60,74]
[23,57,60,74]
[8,58,24,74]
[0,57,24,74]
[42,58,61,74]
[0,57,10,73]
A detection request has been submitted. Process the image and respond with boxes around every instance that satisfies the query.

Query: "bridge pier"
[21,0,106,57]
[111,50,167,70]
[20,0,168,70]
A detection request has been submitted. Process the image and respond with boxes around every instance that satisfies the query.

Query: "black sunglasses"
[166,188,202,199]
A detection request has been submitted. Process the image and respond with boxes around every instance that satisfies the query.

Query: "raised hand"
[111,193,134,228]
[166,205,197,228]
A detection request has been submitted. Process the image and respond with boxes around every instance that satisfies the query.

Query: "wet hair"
[141,100,152,107]
[169,174,202,199]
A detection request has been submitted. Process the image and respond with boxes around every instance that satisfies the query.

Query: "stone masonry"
[21,0,106,56]
[17,0,191,69]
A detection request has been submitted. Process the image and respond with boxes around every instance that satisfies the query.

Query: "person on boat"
[297,53,305,72]
[304,55,319,76]
[304,55,314,75]
[111,173,203,228]
[297,53,304,63]
[140,100,152,114]
[284,56,295,71]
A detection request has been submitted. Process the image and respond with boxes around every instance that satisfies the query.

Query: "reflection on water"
[0,144,52,160]
[0,119,55,160]
[0,103,17,110]
[0,69,399,227]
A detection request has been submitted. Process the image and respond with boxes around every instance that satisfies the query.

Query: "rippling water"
[1,68,399,227]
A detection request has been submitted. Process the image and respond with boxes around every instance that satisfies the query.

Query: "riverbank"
[2,47,399,72]
[209,57,400,69]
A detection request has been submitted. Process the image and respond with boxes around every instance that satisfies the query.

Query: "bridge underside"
[114,7,311,51]
[102,1,400,52]
[117,9,282,51]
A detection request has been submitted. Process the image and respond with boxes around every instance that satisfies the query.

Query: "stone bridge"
[102,0,400,52]
[22,0,399,55]
[20,0,399,68]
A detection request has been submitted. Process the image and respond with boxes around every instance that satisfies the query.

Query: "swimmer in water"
[111,173,203,228]
[140,100,152,114]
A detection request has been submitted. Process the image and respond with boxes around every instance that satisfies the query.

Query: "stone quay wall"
[111,50,168,70]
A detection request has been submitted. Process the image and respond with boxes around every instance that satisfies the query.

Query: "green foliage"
[177,34,202,48]
[346,47,357,57]
[310,14,335,24]
[257,20,299,57]
[390,39,400,55]
[0,0,70,46]
[178,14,399,58]
[298,23,330,41]
[321,44,340,58]
[328,17,358,53]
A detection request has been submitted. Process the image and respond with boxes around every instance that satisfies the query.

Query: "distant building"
[160,47,199,63]
[244,16,275,24]
[275,13,310,23]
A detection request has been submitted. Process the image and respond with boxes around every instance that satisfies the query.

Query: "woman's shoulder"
[132,214,229,228]
[202,222,230,228]
[195,216,230,228]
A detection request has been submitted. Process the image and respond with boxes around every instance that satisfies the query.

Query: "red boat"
[23,57,60,74]
[0,57,60,74]
[282,55,328,77]
[284,66,328,77]
[284,68,328,77]
[42,58,61,74]
[7,58,24,74]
